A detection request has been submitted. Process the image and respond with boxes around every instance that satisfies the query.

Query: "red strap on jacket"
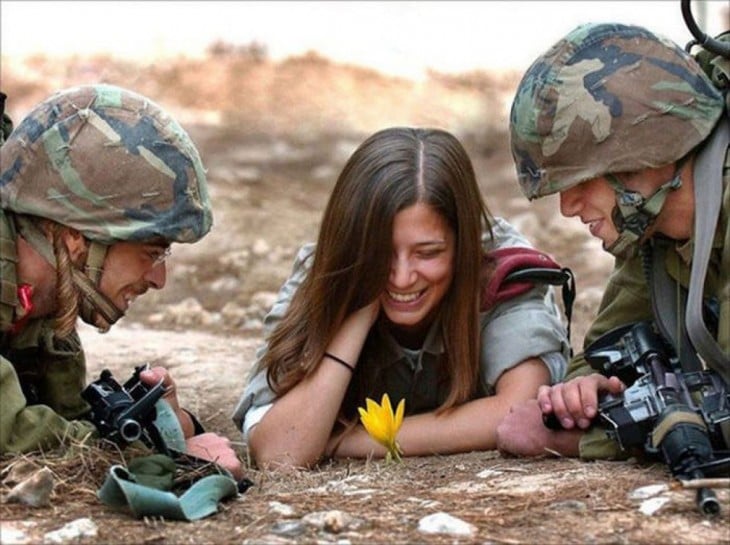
[9,283,34,335]
[480,247,562,311]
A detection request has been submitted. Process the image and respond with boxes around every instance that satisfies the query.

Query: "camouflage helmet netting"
[0,84,212,243]
[509,23,725,200]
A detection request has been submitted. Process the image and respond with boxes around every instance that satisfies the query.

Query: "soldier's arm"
[0,357,96,454]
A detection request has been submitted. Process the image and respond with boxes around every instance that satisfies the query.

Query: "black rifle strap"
[686,115,730,385]
[643,240,702,373]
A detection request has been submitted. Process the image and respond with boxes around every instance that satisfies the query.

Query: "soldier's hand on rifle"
[186,433,244,480]
[496,399,582,457]
[538,373,625,430]
[139,365,196,438]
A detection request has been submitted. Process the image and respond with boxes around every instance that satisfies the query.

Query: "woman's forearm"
[332,358,550,458]
[249,303,379,468]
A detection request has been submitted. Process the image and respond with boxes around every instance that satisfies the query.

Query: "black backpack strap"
[481,247,576,354]
[641,239,702,373]
[503,266,575,354]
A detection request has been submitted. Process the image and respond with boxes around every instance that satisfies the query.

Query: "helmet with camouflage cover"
[509,22,725,201]
[0,84,213,333]
[0,84,212,244]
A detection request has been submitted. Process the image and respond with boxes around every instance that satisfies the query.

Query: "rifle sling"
[645,116,730,384]
[686,115,730,385]
[646,240,702,372]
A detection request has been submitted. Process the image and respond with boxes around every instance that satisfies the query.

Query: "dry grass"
[4,447,728,545]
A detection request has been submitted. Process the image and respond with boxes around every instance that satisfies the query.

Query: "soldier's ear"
[61,228,89,263]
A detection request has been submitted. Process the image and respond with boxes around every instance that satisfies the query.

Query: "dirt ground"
[1,49,728,544]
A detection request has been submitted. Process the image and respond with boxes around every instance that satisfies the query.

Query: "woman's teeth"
[388,290,422,303]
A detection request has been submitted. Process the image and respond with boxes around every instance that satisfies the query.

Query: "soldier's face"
[560,163,682,251]
[559,178,620,249]
[99,242,169,312]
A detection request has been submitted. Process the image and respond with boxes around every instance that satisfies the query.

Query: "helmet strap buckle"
[604,162,685,257]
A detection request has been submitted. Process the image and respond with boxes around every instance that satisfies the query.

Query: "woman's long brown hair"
[261,127,492,412]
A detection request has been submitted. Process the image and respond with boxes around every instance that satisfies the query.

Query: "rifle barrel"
[696,487,721,516]
[680,478,730,489]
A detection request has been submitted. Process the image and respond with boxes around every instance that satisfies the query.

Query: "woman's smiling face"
[381,202,455,336]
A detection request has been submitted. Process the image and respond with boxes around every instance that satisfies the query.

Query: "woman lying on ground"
[232,127,570,469]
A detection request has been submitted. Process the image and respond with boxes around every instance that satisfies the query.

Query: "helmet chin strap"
[73,241,124,331]
[604,164,685,258]
[14,216,124,330]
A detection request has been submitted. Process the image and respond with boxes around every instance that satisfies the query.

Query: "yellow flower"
[358,393,405,462]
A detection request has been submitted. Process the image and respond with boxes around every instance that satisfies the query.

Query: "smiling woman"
[231,126,571,470]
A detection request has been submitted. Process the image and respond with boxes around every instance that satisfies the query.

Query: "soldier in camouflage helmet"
[497,23,729,460]
[0,85,241,478]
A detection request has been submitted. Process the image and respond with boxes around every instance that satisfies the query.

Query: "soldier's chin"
[79,309,121,333]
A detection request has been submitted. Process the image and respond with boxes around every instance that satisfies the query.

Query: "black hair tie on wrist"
[324,352,355,373]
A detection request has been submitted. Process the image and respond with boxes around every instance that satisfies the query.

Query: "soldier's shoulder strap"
[686,111,730,382]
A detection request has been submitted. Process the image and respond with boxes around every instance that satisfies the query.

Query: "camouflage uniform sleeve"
[0,357,96,454]
[566,254,653,380]
[567,255,653,459]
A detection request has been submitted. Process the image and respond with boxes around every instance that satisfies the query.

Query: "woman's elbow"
[495,358,551,400]
[249,430,322,470]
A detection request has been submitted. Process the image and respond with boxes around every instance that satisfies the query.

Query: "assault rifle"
[583,322,730,515]
[81,364,172,456]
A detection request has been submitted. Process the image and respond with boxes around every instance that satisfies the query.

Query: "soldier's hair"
[261,127,493,418]
[48,220,80,339]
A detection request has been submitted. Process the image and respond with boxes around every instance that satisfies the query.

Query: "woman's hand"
[355,299,381,329]
[496,399,582,457]
[249,299,381,469]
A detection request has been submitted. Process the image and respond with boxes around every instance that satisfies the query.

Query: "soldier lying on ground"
[0,84,242,479]
[496,23,729,459]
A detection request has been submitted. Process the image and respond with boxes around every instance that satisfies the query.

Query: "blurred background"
[1,0,728,348]
[3,6,730,540]
[3,1,727,78]
[2,0,727,140]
